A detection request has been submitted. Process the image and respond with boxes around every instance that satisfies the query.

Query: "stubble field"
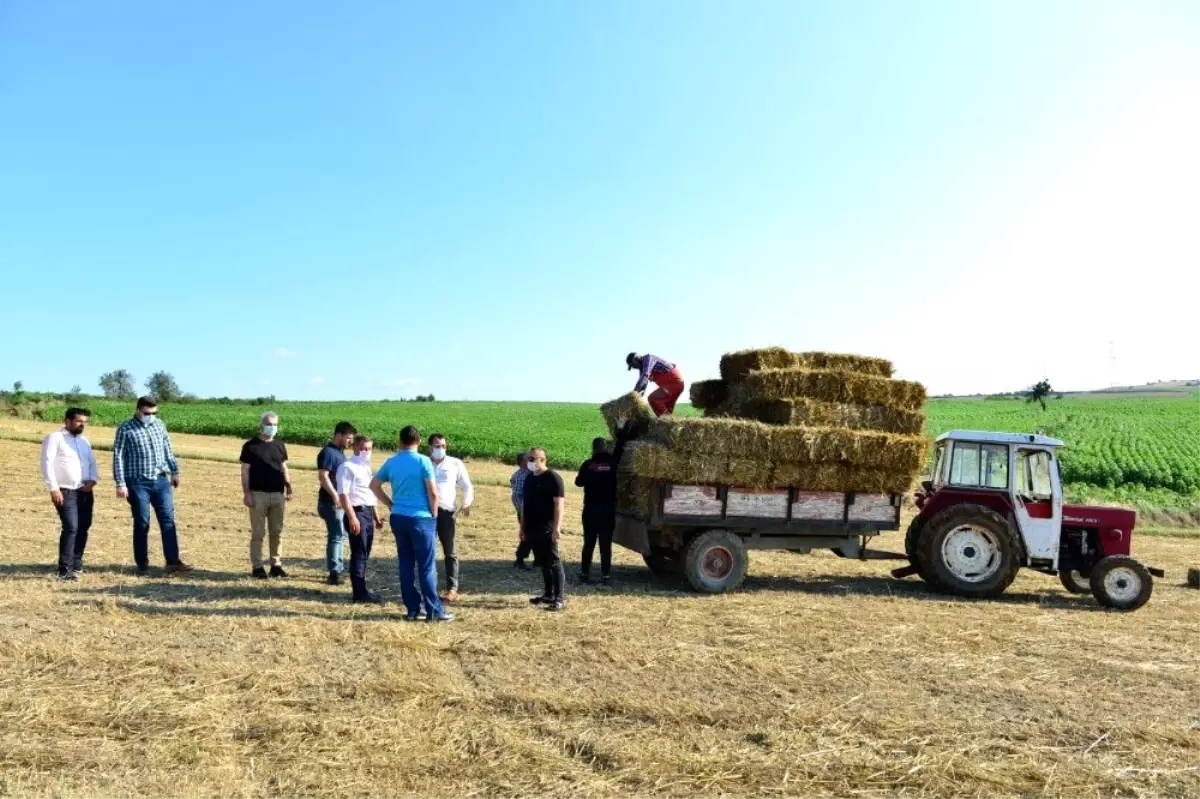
[0,430,1197,798]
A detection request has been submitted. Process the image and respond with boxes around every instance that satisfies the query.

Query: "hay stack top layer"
[720,348,894,382]
[739,368,926,412]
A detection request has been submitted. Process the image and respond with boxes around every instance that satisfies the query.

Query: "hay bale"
[647,416,927,472]
[738,368,926,412]
[770,462,915,493]
[735,398,925,436]
[689,379,729,410]
[719,348,894,381]
[600,392,653,437]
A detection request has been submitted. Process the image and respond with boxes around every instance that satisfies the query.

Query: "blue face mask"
[263,424,278,437]
[139,413,155,425]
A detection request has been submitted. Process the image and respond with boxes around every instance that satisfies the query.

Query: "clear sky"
[2,1,1196,401]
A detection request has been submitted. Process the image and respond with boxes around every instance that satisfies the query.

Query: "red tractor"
[895,430,1162,611]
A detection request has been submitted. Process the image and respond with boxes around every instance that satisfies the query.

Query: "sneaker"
[252,567,269,579]
[57,571,78,582]
[427,612,456,623]
[529,595,551,605]
[545,600,566,612]
[352,591,383,604]
[514,560,533,572]
[578,572,591,584]
[135,566,152,577]
[443,589,460,602]
[269,565,288,578]
[165,561,194,575]
[404,612,427,622]
[326,571,343,586]
[72,564,84,575]
[600,575,611,587]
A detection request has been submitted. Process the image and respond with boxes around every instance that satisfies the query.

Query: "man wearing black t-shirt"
[240,411,293,579]
[521,447,566,610]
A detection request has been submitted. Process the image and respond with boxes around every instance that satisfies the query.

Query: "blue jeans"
[391,514,444,618]
[318,502,346,574]
[127,476,180,569]
[56,488,94,574]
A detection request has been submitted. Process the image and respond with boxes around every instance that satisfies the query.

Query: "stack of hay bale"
[601,348,929,519]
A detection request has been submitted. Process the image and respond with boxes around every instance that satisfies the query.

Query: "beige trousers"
[249,491,286,569]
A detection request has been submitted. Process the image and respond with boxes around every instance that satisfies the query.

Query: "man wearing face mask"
[240,411,293,578]
[113,397,194,576]
[40,407,99,581]
[428,433,473,602]
[521,447,567,611]
[336,435,383,603]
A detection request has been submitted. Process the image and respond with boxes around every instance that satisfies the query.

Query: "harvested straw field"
[719,348,895,382]
[1,432,1197,798]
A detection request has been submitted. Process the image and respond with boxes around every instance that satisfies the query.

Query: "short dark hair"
[352,434,372,449]
[65,407,91,421]
[334,421,357,436]
[530,447,547,461]
[429,432,447,446]
[400,425,421,446]
[136,396,158,410]
[592,436,607,450]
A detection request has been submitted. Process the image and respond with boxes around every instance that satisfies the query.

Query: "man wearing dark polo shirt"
[241,411,292,578]
[317,421,356,585]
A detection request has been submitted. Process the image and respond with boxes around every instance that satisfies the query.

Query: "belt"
[352,505,373,512]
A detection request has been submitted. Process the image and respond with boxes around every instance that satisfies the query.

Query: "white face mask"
[526,460,539,473]
[352,451,372,464]
[431,447,446,460]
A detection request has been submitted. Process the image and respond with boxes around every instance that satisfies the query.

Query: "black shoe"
[352,592,382,604]
[252,567,269,579]
[405,612,427,622]
[427,612,456,623]
[72,564,84,575]
[135,566,151,577]
[578,572,591,584]
[544,600,566,612]
[327,571,343,586]
[57,571,78,582]
[269,565,288,578]
[514,559,533,572]
[600,575,611,587]
[529,595,551,605]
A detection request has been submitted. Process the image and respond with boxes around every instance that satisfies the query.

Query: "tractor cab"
[901,430,1160,611]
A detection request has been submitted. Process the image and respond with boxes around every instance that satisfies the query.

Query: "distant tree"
[1026,379,1054,411]
[65,384,86,404]
[145,371,182,402]
[99,369,136,399]
[12,380,23,397]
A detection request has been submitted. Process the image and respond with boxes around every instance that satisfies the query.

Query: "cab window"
[930,442,947,484]
[949,443,1009,489]
[1017,449,1054,499]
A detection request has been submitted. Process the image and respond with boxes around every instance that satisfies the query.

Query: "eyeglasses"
[141,411,158,416]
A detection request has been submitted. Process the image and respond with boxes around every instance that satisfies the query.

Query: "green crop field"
[31,394,1200,512]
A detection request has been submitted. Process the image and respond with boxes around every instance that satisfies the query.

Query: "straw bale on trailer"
[770,462,915,494]
[646,416,926,472]
[719,348,894,382]
[689,379,729,410]
[739,368,926,412]
[600,392,653,437]
[733,398,925,436]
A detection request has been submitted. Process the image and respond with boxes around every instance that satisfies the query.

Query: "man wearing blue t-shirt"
[370,425,454,623]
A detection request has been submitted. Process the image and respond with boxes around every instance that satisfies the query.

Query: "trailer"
[614,483,904,592]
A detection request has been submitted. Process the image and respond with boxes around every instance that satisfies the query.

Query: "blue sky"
[2,1,1196,401]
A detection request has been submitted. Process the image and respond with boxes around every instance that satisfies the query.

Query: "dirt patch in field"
[0,436,1197,797]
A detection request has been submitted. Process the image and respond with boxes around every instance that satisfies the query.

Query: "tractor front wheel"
[1058,569,1091,594]
[917,504,1021,598]
[683,530,748,593]
[1090,556,1153,611]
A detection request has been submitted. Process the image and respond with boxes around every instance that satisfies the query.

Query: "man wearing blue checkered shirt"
[113,397,194,576]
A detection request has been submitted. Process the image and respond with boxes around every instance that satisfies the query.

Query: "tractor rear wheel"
[905,516,940,587]
[683,530,748,593]
[1058,569,1091,594]
[1090,556,1153,611]
[917,504,1021,598]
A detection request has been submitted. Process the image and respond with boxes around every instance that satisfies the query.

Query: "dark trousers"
[529,531,564,601]
[436,508,459,591]
[344,507,376,600]
[127,476,180,569]
[581,505,615,577]
[56,489,94,574]
[514,511,541,565]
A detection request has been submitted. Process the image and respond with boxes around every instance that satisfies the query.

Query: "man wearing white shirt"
[428,433,473,601]
[336,435,383,603]
[40,408,99,581]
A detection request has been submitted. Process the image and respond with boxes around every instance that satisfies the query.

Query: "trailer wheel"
[905,517,940,587]
[683,530,748,594]
[642,548,681,576]
[1058,569,1091,594]
[917,504,1020,598]
[1090,556,1152,611]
